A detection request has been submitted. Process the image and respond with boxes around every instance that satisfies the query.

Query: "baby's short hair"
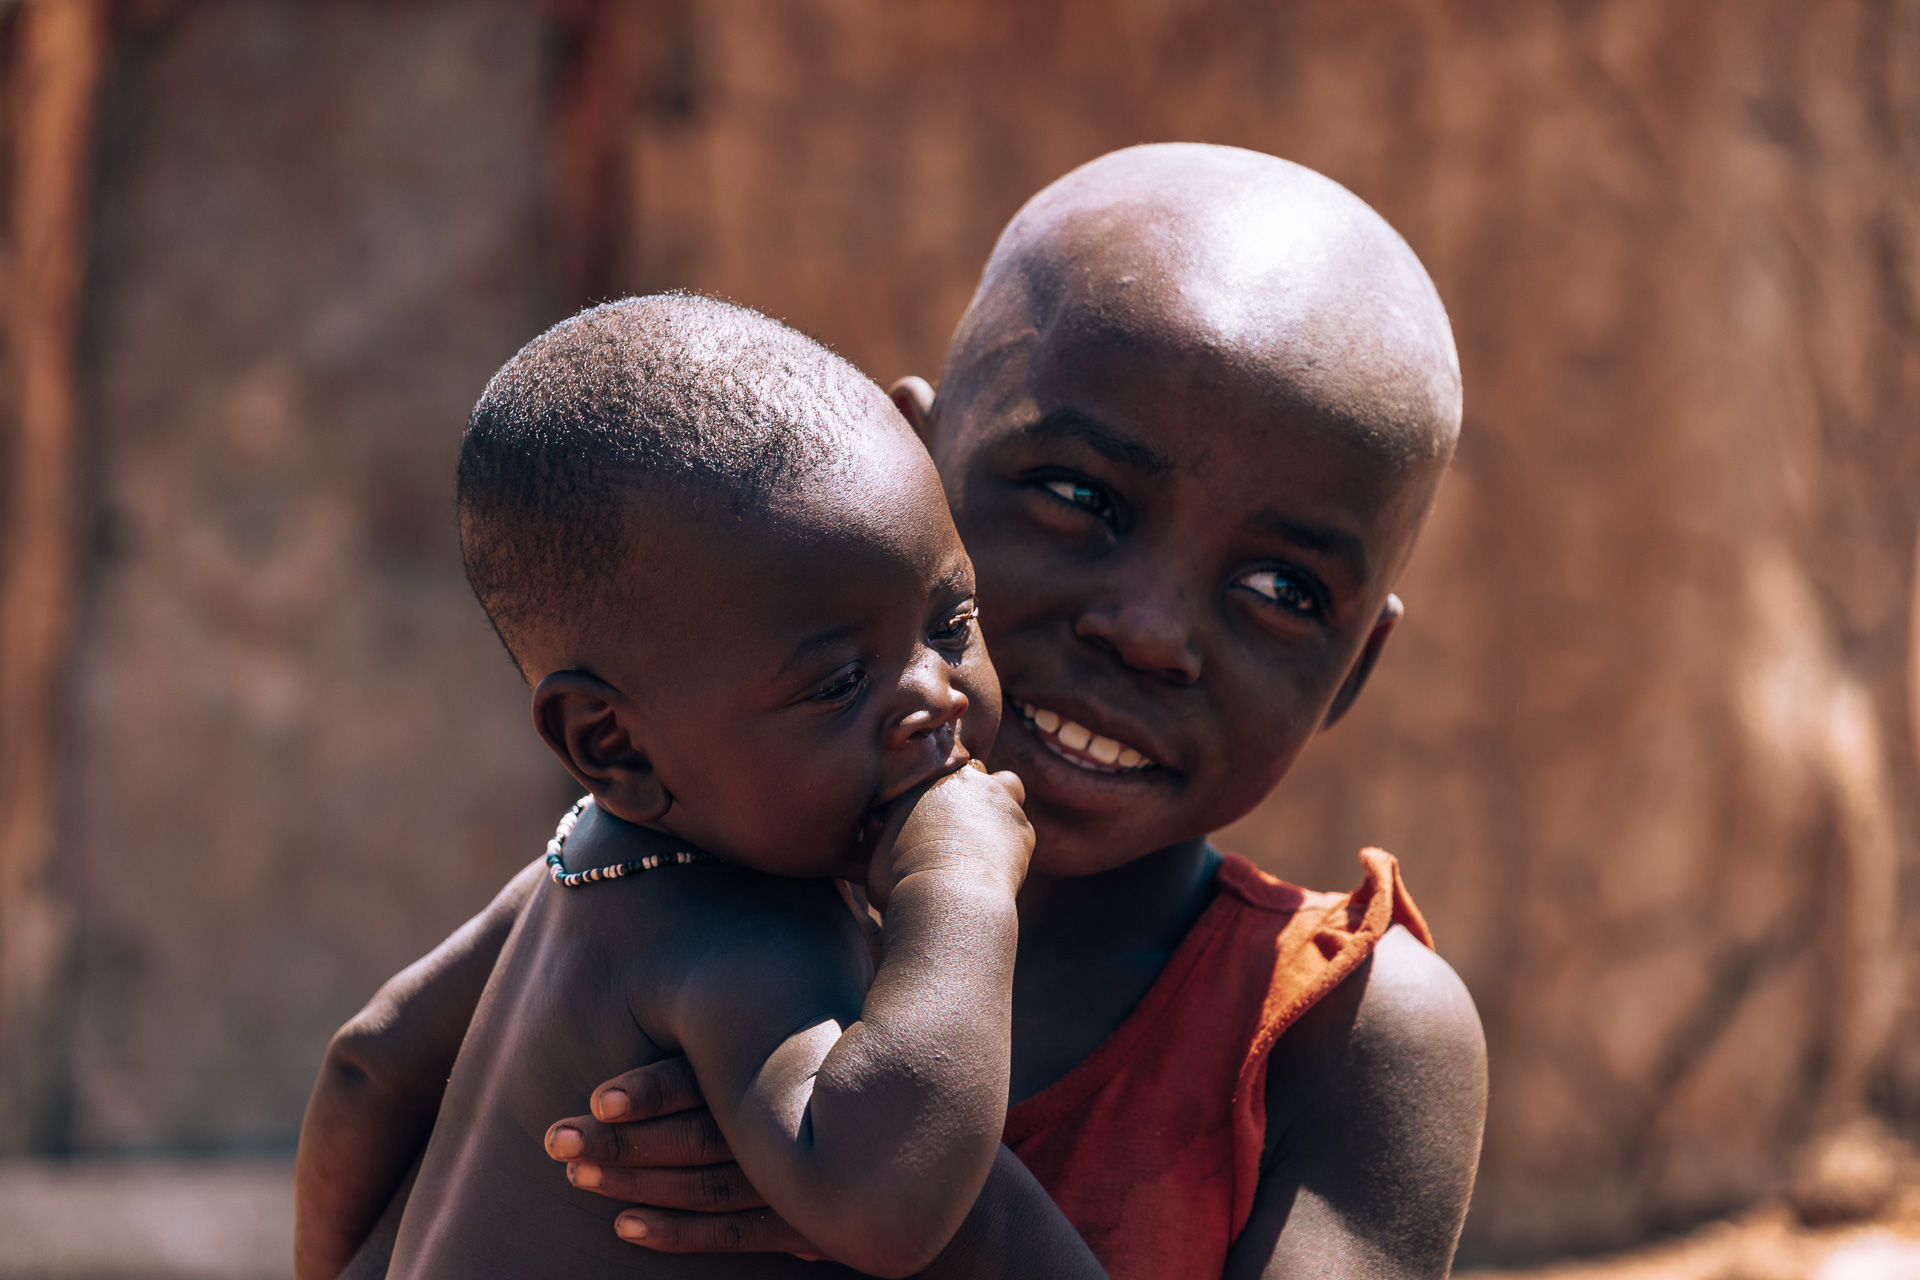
[458,295,868,673]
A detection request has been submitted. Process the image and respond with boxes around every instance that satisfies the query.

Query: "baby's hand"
[865,762,1032,907]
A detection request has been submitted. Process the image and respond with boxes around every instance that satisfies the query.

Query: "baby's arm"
[665,765,1030,1279]
[294,858,543,1280]
[545,1060,1110,1279]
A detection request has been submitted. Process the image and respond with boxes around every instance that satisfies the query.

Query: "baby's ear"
[887,375,936,448]
[1323,594,1404,730]
[531,671,671,824]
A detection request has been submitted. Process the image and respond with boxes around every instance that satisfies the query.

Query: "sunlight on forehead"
[952,146,1462,467]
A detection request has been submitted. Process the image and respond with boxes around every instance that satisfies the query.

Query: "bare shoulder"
[1228,926,1486,1280]
[1346,925,1486,1080]
[633,865,869,960]
[1266,926,1484,1107]
[618,868,875,1050]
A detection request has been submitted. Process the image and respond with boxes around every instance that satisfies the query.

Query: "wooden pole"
[0,0,105,1153]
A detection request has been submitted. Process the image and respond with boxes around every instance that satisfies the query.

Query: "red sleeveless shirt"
[1002,849,1432,1280]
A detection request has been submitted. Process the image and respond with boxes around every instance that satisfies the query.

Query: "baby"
[379,295,1036,1279]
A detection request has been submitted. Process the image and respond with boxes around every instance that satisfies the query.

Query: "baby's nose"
[885,677,969,752]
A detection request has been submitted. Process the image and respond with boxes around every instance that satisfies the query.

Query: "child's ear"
[1323,594,1403,730]
[531,671,671,825]
[887,375,936,448]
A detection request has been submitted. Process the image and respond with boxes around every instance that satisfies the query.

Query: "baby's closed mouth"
[1016,702,1160,774]
[872,726,971,809]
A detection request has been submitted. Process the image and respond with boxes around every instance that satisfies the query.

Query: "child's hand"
[864,761,1032,908]
[545,1059,826,1260]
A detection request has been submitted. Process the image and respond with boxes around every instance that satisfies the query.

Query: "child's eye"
[929,601,980,647]
[1042,478,1118,523]
[1237,568,1323,617]
[812,664,868,704]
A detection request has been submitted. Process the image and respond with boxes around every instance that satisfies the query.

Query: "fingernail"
[597,1089,630,1120]
[550,1127,584,1158]
[616,1214,649,1241]
[571,1162,601,1188]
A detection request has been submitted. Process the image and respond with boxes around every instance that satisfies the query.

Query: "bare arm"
[293,858,543,1280]
[914,1144,1110,1280]
[334,1154,418,1280]
[662,765,1030,1278]
[1224,926,1487,1280]
[547,926,1475,1280]
[544,1058,1110,1279]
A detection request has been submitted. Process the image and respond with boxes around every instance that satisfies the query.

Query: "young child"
[297,144,1487,1280]
[351,295,1050,1280]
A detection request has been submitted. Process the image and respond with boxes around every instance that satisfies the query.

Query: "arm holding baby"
[566,930,1483,1280]
[293,858,542,1280]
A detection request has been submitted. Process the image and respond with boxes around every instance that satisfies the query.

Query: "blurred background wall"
[3,0,1920,1266]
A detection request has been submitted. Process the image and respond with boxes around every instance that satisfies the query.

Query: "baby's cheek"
[960,698,1001,760]
[958,659,1005,753]
[754,756,877,864]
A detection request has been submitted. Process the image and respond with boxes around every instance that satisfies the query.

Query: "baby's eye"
[929,601,980,647]
[812,664,868,704]
[1043,478,1117,523]
[1237,568,1323,617]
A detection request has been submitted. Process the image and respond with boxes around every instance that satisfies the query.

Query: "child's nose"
[886,660,970,751]
[1074,593,1203,684]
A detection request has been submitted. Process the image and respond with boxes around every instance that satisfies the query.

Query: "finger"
[545,1109,734,1167]
[990,769,1026,806]
[590,1056,705,1122]
[614,1206,821,1257]
[567,1160,769,1210]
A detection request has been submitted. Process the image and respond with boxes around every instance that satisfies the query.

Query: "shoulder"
[617,864,869,961]
[1331,928,1487,1167]
[1267,926,1486,1145]
[1347,927,1485,1074]
[1226,929,1484,1278]
[629,869,874,1044]
[1241,926,1485,1278]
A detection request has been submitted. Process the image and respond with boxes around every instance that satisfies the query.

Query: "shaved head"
[940,143,1461,468]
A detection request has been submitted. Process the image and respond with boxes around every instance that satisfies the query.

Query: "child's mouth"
[1015,702,1160,774]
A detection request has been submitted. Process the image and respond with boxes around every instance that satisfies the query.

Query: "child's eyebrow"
[932,565,976,597]
[1250,508,1373,587]
[1022,408,1175,478]
[778,623,861,677]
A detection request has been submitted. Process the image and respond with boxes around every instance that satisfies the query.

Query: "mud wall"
[60,0,573,1151]
[13,0,1920,1264]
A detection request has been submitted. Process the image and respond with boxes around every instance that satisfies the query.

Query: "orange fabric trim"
[1227,848,1432,1234]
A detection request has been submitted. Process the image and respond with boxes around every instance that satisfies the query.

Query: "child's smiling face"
[928,325,1440,879]
[916,144,1461,879]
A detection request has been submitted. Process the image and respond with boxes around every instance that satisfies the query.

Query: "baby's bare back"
[387,867,865,1280]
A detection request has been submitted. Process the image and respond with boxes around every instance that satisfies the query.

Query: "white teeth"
[1019,701,1157,771]
[1021,702,1152,771]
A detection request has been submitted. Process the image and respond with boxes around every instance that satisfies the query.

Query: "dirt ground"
[0,1158,1916,1280]
[1460,1190,1920,1280]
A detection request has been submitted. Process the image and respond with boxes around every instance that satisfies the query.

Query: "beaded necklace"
[544,795,712,888]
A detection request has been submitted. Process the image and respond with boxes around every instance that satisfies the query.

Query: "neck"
[1015,835,1220,958]
[565,799,685,871]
